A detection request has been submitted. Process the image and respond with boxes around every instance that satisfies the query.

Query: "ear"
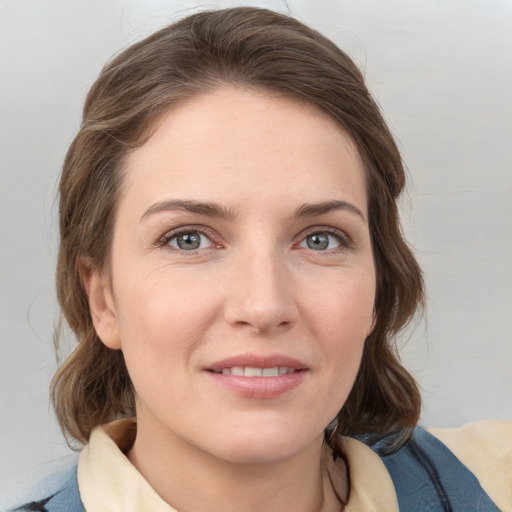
[79,258,121,350]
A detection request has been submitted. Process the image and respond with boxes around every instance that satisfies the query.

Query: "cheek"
[306,270,375,335]
[113,280,214,411]
[303,270,375,382]
[113,269,220,366]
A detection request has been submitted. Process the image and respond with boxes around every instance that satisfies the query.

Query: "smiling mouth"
[209,366,302,377]
[205,360,308,398]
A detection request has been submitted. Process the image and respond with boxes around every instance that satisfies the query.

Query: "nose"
[223,248,299,334]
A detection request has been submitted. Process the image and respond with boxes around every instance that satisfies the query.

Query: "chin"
[203,421,323,465]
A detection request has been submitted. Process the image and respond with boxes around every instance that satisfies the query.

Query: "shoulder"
[373,421,512,512]
[11,466,84,512]
[428,420,512,512]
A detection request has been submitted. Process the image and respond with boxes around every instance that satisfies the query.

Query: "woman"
[16,7,510,512]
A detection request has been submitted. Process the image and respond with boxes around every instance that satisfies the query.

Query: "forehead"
[121,87,367,216]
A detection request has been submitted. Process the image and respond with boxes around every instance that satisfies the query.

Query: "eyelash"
[156,226,220,254]
[296,227,354,253]
[155,225,354,254]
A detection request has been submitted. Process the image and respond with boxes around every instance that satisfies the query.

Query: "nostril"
[223,286,299,332]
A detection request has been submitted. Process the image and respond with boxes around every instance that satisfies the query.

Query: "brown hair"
[52,7,423,454]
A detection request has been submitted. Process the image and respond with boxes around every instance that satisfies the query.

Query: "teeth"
[217,366,296,377]
[244,367,263,377]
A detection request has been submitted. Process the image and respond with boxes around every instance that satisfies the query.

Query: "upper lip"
[205,354,308,372]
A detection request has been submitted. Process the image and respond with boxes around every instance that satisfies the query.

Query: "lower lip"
[204,370,308,399]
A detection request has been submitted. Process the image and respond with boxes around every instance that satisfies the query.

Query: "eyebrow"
[294,200,366,223]
[141,199,237,221]
[141,198,366,223]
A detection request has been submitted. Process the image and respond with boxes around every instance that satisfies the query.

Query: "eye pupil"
[177,232,201,250]
[307,233,329,250]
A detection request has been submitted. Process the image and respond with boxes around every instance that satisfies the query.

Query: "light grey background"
[1,0,511,506]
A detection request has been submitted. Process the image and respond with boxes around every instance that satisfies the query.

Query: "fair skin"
[84,87,376,512]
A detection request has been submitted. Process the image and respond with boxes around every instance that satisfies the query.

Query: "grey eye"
[300,232,341,251]
[307,233,329,250]
[169,231,211,251]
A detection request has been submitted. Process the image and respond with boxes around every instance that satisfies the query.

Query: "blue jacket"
[13,427,500,512]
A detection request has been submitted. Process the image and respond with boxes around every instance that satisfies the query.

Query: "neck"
[128,414,345,512]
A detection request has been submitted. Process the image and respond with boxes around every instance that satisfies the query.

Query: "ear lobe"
[79,258,121,350]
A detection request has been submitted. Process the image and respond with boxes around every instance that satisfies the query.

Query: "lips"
[204,354,309,398]
[206,354,307,373]
[214,366,297,377]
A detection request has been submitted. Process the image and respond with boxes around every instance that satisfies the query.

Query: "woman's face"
[88,87,376,464]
